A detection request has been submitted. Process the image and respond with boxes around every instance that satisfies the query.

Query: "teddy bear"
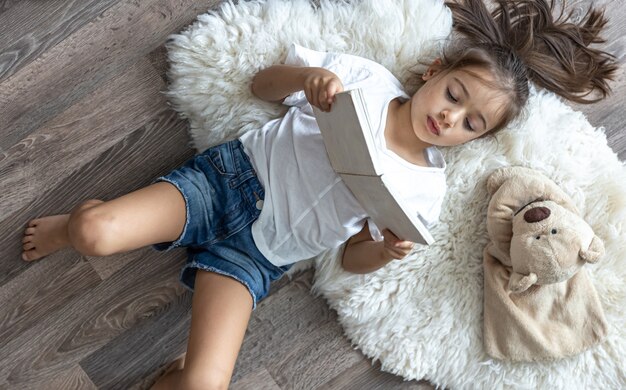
[486,166,605,293]
[482,166,607,361]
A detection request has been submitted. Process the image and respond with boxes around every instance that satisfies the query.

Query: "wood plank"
[146,44,170,83]
[12,364,99,390]
[0,260,101,349]
[231,367,281,390]
[268,321,363,389]
[80,290,192,389]
[0,0,118,81]
[0,249,184,387]
[0,58,164,223]
[0,0,18,16]
[0,0,221,152]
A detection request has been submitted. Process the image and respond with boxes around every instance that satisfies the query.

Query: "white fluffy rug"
[165,0,626,388]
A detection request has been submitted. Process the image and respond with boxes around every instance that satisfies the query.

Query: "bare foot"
[151,353,186,390]
[164,353,186,374]
[21,215,71,261]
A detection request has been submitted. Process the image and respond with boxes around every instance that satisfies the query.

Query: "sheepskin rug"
[165,0,626,388]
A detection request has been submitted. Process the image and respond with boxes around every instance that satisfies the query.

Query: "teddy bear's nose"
[524,206,551,223]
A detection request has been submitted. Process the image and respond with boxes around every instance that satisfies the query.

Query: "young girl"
[20,0,616,388]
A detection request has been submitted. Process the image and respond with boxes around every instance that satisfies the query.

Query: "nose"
[441,108,463,128]
[524,207,551,223]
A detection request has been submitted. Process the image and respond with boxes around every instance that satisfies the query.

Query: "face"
[410,63,510,147]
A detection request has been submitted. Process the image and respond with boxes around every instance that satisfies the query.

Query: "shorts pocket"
[206,147,236,177]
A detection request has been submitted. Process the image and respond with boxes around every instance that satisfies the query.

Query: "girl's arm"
[251,65,343,112]
[342,222,414,274]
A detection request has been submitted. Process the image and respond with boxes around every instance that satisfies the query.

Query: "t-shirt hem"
[250,220,294,267]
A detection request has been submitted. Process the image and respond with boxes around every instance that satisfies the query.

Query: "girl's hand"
[382,229,415,260]
[303,67,344,112]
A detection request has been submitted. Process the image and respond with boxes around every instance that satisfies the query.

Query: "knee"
[178,368,231,390]
[67,204,116,256]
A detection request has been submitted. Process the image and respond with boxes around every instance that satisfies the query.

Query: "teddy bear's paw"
[580,235,605,264]
[508,272,538,293]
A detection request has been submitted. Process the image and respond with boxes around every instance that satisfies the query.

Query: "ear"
[579,235,605,264]
[422,58,442,81]
[508,271,538,293]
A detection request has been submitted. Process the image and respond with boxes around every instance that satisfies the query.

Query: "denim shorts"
[150,139,292,310]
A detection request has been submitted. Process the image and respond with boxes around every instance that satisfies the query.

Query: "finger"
[304,87,314,107]
[326,80,342,104]
[386,248,409,260]
[307,87,320,110]
[394,241,415,249]
[319,89,329,111]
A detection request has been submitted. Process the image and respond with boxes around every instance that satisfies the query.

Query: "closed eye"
[446,88,457,103]
[447,88,474,131]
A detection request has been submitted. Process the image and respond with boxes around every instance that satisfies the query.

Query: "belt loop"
[231,140,242,175]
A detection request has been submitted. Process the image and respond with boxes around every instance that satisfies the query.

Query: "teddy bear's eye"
[536,236,540,240]
[551,228,557,234]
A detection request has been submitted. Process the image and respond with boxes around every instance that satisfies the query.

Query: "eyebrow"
[453,77,488,131]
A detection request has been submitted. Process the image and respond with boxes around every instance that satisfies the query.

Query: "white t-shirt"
[239,44,446,266]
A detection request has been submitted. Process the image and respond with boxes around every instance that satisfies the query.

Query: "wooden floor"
[0,1,623,389]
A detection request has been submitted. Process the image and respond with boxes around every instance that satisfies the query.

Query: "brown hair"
[434,0,619,132]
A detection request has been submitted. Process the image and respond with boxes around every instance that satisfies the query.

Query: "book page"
[312,90,381,176]
[339,173,434,244]
[313,89,434,245]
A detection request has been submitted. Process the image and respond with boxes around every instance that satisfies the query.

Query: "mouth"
[427,116,440,135]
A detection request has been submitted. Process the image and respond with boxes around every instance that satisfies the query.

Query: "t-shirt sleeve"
[282,43,402,107]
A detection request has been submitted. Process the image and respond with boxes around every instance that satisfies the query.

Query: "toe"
[25,227,36,235]
[23,242,35,251]
[22,250,41,262]
[28,219,39,227]
[23,235,33,244]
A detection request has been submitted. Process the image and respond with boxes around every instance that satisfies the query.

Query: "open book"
[312,89,434,245]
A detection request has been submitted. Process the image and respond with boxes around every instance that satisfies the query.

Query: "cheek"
[444,129,481,146]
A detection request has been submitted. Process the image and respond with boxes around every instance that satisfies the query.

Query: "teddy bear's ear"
[508,272,538,293]
[487,166,547,195]
[487,167,516,195]
[579,235,605,264]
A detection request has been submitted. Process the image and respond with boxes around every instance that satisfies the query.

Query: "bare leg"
[151,270,254,390]
[21,181,187,261]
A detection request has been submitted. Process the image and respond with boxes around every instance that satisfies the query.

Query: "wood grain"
[0,0,218,152]
[0,251,182,388]
[0,0,118,81]
[231,367,282,390]
[0,59,165,222]
[80,290,192,389]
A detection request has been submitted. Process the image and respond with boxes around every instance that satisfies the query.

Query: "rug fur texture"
[165,0,626,388]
